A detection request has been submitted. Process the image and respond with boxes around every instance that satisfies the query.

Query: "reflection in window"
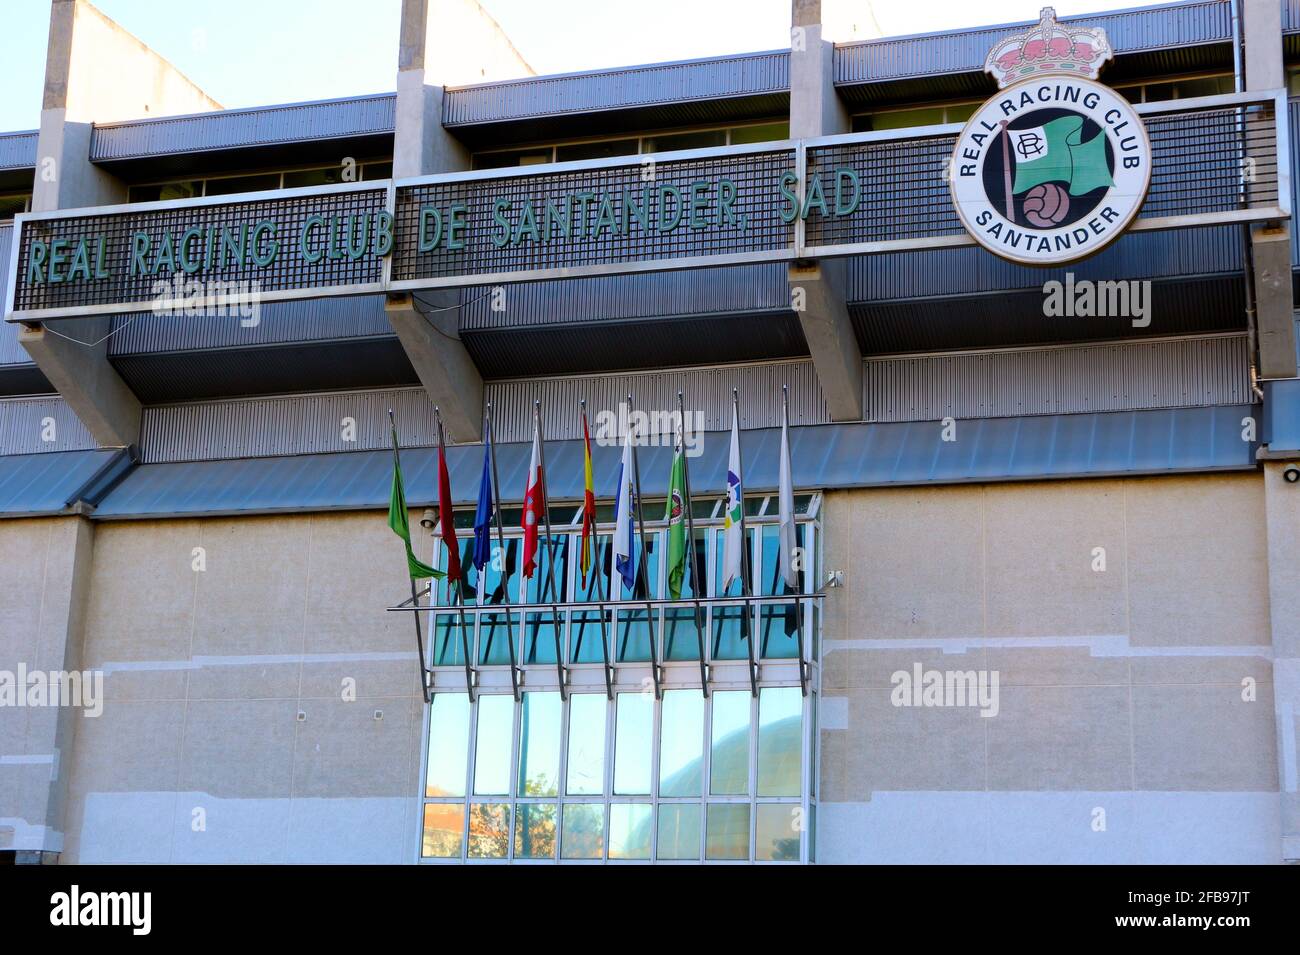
[616,532,657,663]
[473,695,514,795]
[659,690,704,797]
[425,693,470,797]
[759,523,803,660]
[656,804,700,860]
[513,803,557,859]
[712,527,754,660]
[758,687,802,797]
[663,532,707,661]
[518,692,562,797]
[710,690,751,795]
[478,612,516,666]
[566,694,606,795]
[561,804,605,859]
[432,612,469,666]
[614,692,653,795]
[422,803,464,858]
[756,804,801,861]
[467,803,510,858]
[608,803,652,860]
[706,803,750,860]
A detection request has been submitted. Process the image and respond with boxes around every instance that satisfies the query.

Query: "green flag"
[663,439,687,600]
[389,426,444,580]
[1010,115,1113,197]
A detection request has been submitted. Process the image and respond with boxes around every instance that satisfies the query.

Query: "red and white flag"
[521,419,543,582]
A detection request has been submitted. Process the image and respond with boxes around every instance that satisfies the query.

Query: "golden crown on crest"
[984,7,1114,89]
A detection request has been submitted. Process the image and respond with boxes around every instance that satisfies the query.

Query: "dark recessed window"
[127,181,201,203]
[472,149,552,170]
[643,129,726,153]
[729,121,789,144]
[202,173,281,197]
[555,139,638,162]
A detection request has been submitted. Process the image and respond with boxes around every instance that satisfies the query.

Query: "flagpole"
[484,402,521,702]
[388,408,431,705]
[435,407,476,702]
[677,390,710,697]
[784,385,809,697]
[626,393,662,700]
[732,389,759,698]
[581,400,615,701]
[533,399,568,699]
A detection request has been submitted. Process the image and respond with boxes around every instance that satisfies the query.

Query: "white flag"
[778,405,798,590]
[721,406,744,591]
[611,426,636,594]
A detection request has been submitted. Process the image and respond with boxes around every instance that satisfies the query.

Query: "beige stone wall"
[56,510,431,863]
[817,473,1282,863]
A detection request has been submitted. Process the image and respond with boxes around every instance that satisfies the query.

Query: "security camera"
[419,508,437,529]
[1284,465,1300,485]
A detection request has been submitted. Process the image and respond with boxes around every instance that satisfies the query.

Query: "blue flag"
[473,430,494,573]
[611,428,637,593]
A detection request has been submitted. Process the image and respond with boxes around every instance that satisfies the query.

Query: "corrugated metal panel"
[485,360,831,443]
[849,226,1242,301]
[0,130,37,170]
[108,295,393,355]
[852,275,1244,354]
[0,224,34,367]
[0,449,126,517]
[1292,99,1300,268]
[443,51,788,126]
[90,93,396,161]
[139,387,437,464]
[833,0,1232,85]
[865,334,1249,421]
[0,396,97,455]
[94,404,1260,520]
[1284,0,1300,30]
[458,264,790,331]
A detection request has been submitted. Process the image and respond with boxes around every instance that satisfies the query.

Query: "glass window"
[473,694,514,795]
[1175,76,1231,99]
[467,803,510,858]
[868,106,945,131]
[556,139,638,162]
[946,102,977,123]
[664,531,706,662]
[710,690,750,795]
[729,121,789,144]
[755,804,801,861]
[658,690,704,797]
[561,804,605,859]
[362,160,393,180]
[422,803,464,858]
[282,166,344,188]
[518,691,561,797]
[128,181,201,203]
[425,693,470,797]
[757,686,802,797]
[472,148,553,169]
[613,691,653,795]
[712,527,754,660]
[566,694,607,795]
[432,611,469,667]
[643,129,726,153]
[570,610,608,664]
[203,172,281,196]
[477,611,517,666]
[513,803,557,859]
[759,523,804,660]
[608,803,652,859]
[0,193,31,219]
[616,531,658,663]
[482,538,520,609]
[656,804,700,860]
[706,803,750,860]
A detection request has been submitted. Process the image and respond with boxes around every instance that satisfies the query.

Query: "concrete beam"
[1242,0,1297,380]
[789,260,863,420]
[21,1,222,448]
[788,1,862,421]
[389,0,533,439]
[385,293,484,442]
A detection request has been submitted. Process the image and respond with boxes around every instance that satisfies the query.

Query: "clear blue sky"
[0,0,1177,132]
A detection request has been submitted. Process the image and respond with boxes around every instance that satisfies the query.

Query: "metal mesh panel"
[805,101,1282,249]
[12,187,387,313]
[392,149,795,282]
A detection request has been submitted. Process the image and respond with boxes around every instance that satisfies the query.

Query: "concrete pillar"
[788,0,862,421]
[1242,0,1297,380]
[21,0,221,449]
[389,0,532,441]
[0,517,96,860]
[1262,461,1300,862]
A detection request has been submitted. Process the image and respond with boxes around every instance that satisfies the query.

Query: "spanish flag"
[579,409,596,586]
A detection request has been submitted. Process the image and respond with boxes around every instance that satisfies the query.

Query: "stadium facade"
[1,0,1299,865]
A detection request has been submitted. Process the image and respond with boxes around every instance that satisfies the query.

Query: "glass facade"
[418,498,820,863]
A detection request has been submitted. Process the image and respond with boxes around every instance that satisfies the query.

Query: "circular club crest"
[949,76,1151,266]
